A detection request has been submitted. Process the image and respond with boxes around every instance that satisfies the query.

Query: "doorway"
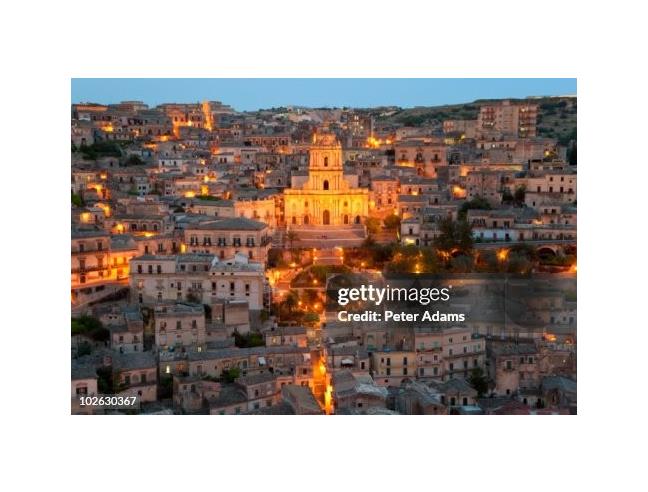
[323,210,330,225]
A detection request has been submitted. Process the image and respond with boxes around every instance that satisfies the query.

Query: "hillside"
[375,96,577,145]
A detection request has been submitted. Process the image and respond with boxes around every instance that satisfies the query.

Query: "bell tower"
[307,132,345,191]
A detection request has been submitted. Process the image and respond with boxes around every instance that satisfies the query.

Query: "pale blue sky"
[72,78,576,111]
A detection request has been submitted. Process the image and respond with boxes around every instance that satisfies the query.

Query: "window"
[324,156,328,167]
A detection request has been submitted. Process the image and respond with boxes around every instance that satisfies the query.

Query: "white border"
[3,1,646,490]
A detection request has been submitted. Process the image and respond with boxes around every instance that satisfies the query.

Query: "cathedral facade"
[284,133,369,227]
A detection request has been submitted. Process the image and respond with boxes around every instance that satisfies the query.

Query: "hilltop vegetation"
[375,96,577,145]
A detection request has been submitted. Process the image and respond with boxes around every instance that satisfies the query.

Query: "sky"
[71,79,576,112]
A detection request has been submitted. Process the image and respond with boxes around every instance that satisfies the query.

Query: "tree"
[267,249,283,268]
[159,374,173,399]
[479,250,500,272]
[513,185,526,205]
[96,366,114,394]
[502,189,514,204]
[285,230,300,249]
[77,341,92,357]
[124,154,144,166]
[458,196,491,220]
[303,312,320,326]
[456,219,474,254]
[434,217,474,256]
[383,214,401,230]
[510,243,537,261]
[234,331,265,348]
[361,236,376,249]
[365,217,381,235]
[284,290,299,314]
[203,303,212,320]
[186,292,201,304]
[567,142,577,166]
[71,192,84,207]
[450,255,473,273]
[507,252,533,275]
[72,315,109,341]
[221,367,241,383]
[468,367,488,397]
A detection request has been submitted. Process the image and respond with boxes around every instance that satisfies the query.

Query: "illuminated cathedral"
[284,132,369,227]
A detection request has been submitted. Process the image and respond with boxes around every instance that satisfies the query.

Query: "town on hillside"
[71,96,577,415]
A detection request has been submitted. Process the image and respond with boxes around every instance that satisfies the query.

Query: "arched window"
[324,156,328,167]
[355,215,361,224]
[323,180,329,191]
[343,215,349,224]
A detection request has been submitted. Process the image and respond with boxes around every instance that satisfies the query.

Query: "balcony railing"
[72,265,109,273]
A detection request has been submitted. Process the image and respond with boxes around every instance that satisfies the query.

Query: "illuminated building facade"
[284,132,369,227]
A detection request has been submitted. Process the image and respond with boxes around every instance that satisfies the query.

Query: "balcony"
[72,247,105,255]
[416,346,443,353]
[72,265,109,273]
[445,349,485,360]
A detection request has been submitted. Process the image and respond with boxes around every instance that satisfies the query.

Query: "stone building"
[284,132,369,227]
